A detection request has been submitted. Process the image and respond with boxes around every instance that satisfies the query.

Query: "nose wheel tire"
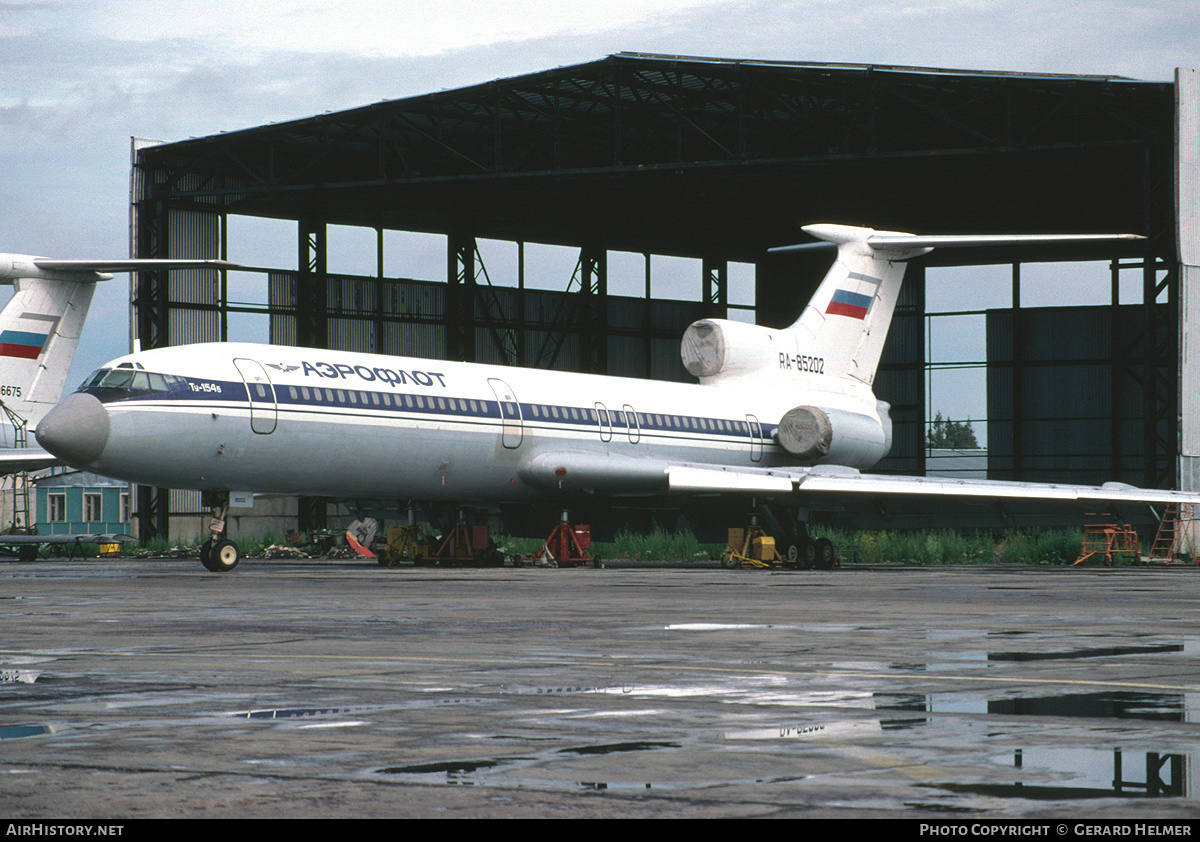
[201,538,241,572]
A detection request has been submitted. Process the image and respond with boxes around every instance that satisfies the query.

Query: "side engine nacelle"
[775,403,893,469]
[681,319,787,383]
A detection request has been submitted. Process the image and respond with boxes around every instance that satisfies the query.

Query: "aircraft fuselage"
[40,341,888,502]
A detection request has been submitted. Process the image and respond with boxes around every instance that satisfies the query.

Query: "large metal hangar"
[128,52,1200,540]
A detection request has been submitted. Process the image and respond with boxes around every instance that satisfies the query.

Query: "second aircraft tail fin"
[0,255,236,441]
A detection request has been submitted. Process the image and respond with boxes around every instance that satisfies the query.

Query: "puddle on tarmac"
[988,643,1184,662]
[873,689,1194,722]
[0,723,59,739]
[0,669,40,684]
[849,691,1194,802]
[242,707,354,720]
[557,740,680,755]
[932,747,1189,800]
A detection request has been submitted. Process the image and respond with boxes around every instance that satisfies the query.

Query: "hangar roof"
[136,52,1174,264]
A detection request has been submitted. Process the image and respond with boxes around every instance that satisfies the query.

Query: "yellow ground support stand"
[381,525,432,567]
[721,525,782,569]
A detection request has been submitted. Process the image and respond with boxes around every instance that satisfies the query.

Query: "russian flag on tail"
[0,329,49,359]
[825,289,873,320]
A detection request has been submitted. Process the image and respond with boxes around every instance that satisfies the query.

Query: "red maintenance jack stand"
[528,510,595,567]
[432,510,505,567]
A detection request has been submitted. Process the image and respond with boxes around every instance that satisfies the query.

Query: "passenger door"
[488,378,523,448]
[745,413,763,462]
[234,358,278,434]
[594,401,613,442]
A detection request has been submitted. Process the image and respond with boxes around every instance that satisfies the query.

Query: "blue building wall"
[34,472,129,536]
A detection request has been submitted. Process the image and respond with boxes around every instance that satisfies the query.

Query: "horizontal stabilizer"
[770,226,1144,255]
[864,232,1145,251]
[0,447,62,473]
[30,259,238,273]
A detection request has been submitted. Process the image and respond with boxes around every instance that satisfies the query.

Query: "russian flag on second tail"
[825,288,873,320]
[0,329,50,359]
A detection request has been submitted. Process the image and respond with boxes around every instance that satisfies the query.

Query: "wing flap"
[668,462,1200,507]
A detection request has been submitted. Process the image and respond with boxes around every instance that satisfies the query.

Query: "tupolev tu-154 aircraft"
[34,224,1200,572]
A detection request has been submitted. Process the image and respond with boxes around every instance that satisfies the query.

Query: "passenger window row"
[278,384,751,436]
[83,371,756,439]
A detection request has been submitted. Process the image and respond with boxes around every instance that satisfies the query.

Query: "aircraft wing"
[0,447,62,473]
[666,463,1199,506]
[521,452,1199,518]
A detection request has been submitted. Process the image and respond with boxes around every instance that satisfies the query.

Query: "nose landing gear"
[200,492,240,572]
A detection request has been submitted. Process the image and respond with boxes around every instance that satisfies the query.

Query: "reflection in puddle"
[989,643,1184,662]
[0,669,40,684]
[378,741,682,789]
[558,741,679,755]
[0,723,58,739]
[873,689,1192,723]
[989,691,1185,721]
[723,721,882,740]
[243,707,352,720]
[934,747,1187,800]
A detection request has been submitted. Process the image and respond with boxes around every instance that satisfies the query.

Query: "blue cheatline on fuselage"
[79,373,779,446]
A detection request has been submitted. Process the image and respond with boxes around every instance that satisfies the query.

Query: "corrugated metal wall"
[987,305,1170,485]
[264,268,703,379]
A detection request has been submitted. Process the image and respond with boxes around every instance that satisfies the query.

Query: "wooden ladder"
[1148,503,1195,563]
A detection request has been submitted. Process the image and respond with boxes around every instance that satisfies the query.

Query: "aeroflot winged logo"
[825,288,873,320]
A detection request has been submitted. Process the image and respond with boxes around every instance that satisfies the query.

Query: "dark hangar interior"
[130,52,1182,537]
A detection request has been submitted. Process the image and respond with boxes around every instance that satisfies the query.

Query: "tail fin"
[0,255,236,443]
[775,224,1144,387]
[0,275,97,438]
[782,224,927,386]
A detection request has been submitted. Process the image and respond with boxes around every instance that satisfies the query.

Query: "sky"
[3,0,1200,432]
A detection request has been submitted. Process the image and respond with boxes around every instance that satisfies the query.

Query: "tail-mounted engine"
[681,319,787,384]
[775,403,893,469]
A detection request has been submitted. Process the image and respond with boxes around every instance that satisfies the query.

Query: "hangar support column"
[702,258,728,318]
[1177,68,1200,528]
[297,218,329,349]
[447,233,477,362]
[578,245,607,374]
[297,218,329,535]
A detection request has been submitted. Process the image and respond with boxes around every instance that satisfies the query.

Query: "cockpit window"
[101,369,137,389]
[79,367,178,401]
[81,369,109,390]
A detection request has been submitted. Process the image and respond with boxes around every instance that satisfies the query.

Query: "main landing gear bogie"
[788,535,837,570]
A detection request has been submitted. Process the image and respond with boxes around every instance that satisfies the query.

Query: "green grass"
[120,525,1107,566]
[498,528,722,561]
[819,527,1089,565]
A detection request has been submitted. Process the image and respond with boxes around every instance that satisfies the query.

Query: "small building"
[34,471,130,536]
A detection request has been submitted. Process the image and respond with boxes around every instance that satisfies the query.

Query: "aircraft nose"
[35,392,110,467]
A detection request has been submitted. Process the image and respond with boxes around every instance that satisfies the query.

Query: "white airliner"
[34,224,1200,572]
[0,253,235,472]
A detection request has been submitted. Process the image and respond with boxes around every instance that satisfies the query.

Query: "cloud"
[3,0,1199,389]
